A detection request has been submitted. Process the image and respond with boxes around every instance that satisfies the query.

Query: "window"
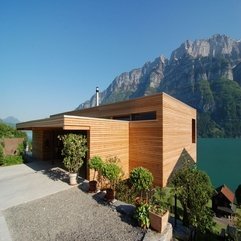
[112,115,131,121]
[112,111,157,121]
[131,111,156,121]
[192,119,196,143]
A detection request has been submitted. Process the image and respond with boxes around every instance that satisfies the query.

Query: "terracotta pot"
[89,180,97,192]
[149,210,169,233]
[69,173,78,185]
[105,188,114,201]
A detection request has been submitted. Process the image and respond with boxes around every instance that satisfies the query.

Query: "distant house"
[212,184,236,217]
[16,93,196,187]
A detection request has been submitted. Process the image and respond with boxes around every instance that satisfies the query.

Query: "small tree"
[130,167,153,200]
[171,163,214,239]
[102,157,123,192]
[89,156,104,180]
[58,134,88,173]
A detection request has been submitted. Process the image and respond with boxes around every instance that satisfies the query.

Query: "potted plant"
[129,167,153,203]
[88,156,104,192]
[149,187,171,233]
[102,156,123,201]
[58,133,88,185]
[134,202,151,229]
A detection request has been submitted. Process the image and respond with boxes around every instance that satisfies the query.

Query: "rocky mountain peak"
[170,34,241,62]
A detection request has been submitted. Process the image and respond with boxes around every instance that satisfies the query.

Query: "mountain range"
[77,34,241,138]
[0,116,20,127]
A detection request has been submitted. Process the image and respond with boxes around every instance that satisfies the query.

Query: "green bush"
[150,187,172,215]
[3,155,24,166]
[0,144,4,166]
[58,134,88,173]
[102,157,123,190]
[89,156,104,180]
[115,179,138,205]
[134,202,151,229]
[130,167,153,192]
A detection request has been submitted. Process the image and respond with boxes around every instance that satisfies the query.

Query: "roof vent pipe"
[96,86,99,106]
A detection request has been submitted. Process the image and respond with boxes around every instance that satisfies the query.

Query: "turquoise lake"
[197,138,241,192]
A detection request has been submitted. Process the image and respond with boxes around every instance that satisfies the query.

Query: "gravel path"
[3,187,144,241]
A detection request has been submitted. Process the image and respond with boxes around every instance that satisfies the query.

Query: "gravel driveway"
[3,187,144,241]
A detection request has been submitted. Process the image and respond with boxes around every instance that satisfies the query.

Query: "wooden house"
[212,184,236,217]
[17,93,196,187]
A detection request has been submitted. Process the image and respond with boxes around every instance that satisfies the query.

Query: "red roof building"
[212,184,236,216]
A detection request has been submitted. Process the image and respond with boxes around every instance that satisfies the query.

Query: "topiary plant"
[102,161,122,191]
[89,156,104,180]
[130,167,153,201]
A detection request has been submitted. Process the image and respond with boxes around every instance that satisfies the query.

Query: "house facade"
[17,93,196,187]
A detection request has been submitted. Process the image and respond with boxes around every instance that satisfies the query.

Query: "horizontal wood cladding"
[64,116,130,178]
[19,92,197,188]
[52,93,163,119]
[129,113,163,186]
[162,94,196,187]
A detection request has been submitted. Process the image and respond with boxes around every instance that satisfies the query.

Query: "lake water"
[197,138,241,192]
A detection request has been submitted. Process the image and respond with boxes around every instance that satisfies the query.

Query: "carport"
[17,115,130,180]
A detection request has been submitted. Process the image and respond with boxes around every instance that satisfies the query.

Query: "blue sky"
[1,0,241,121]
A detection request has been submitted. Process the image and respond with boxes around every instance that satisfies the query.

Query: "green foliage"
[211,78,241,137]
[58,134,88,173]
[0,123,27,139]
[102,157,123,190]
[236,213,241,230]
[3,155,24,166]
[134,202,151,229]
[197,78,241,138]
[130,167,153,192]
[115,179,138,205]
[0,144,4,166]
[89,156,104,180]
[150,187,172,215]
[236,185,241,206]
[171,163,214,233]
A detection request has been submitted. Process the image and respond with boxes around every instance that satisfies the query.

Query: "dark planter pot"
[105,188,114,201]
[89,180,97,193]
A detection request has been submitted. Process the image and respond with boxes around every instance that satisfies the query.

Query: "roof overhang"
[16,115,127,131]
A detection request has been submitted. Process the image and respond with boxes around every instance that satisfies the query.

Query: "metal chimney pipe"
[96,86,99,106]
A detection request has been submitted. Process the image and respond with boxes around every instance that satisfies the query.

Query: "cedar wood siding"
[162,94,196,186]
[129,96,163,186]
[64,117,129,179]
[58,94,164,185]
[17,93,196,187]
[28,117,129,179]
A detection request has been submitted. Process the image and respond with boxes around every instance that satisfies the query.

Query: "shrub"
[130,167,153,192]
[134,202,151,229]
[116,179,138,204]
[150,187,172,215]
[3,155,24,166]
[58,134,88,173]
[89,156,104,180]
[0,144,4,166]
[102,161,122,191]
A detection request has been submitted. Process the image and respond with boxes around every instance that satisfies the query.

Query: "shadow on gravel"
[89,190,140,229]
